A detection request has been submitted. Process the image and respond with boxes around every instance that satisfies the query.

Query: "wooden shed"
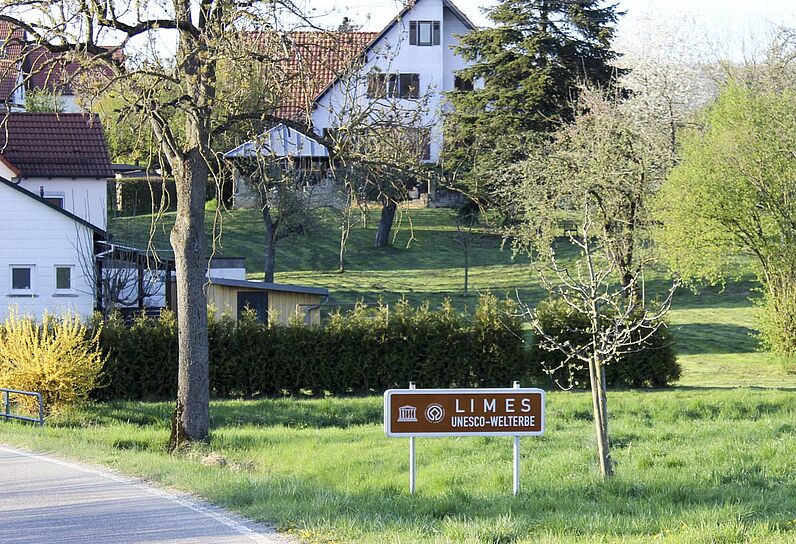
[205,277,328,325]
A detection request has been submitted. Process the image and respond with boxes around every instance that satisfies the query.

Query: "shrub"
[757,275,796,365]
[0,310,105,413]
[95,310,178,400]
[528,298,680,388]
[96,295,533,400]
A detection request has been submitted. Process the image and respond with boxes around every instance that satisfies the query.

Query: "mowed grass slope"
[1,391,796,543]
[110,206,796,387]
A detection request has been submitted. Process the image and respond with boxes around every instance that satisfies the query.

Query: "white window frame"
[416,21,434,46]
[54,265,74,292]
[43,192,66,209]
[9,265,35,295]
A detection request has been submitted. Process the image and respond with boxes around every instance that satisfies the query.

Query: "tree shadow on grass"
[58,398,384,430]
[672,322,760,355]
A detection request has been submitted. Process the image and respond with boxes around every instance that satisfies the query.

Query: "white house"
[231,0,476,167]
[310,0,477,164]
[0,113,113,320]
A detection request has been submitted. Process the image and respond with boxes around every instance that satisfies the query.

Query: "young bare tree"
[230,155,315,282]
[453,201,481,295]
[519,198,677,478]
[502,88,671,296]
[0,1,314,446]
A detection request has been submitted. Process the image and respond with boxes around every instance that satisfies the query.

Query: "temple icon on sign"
[397,405,418,422]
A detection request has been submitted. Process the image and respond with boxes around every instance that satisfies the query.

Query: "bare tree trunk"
[167,20,215,449]
[169,150,210,449]
[375,199,397,248]
[463,241,470,294]
[589,354,613,478]
[339,192,353,272]
[263,205,277,283]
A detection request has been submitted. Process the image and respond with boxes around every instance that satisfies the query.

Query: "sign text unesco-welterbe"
[384,388,545,437]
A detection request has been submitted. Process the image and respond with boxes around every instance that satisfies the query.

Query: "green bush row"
[94,295,529,399]
[108,178,178,216]
[93,295,679,400]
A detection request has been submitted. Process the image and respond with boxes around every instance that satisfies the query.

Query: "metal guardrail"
[1,388,44,426]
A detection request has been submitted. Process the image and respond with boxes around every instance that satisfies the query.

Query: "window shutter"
[388,74,398,97]
[433,21,440,45]
[366,74,376,98]
[409,21,417,45]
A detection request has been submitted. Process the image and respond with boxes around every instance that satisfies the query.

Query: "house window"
[454,75,474,92]
[399,73,420,99]
[409,21,440,46]
[55,266,72,290]
[44,196,64,208]
[367,73,420,99]
[406,128,431,161]
[10,266,33,293]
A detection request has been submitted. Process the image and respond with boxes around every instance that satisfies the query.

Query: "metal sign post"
[512,381,520,496]
[409,381,416,495]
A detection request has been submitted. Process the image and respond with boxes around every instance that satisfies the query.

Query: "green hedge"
[109,178,178,216]
[109,178,227,216]
[528,299,681,389]
[94,295,529,400]
[92,295,679,400]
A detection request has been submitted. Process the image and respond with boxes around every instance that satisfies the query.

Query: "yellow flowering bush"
[0,310,105,414]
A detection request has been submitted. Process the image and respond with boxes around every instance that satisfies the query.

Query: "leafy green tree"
[444,0,624,183]
[656,82,796,358]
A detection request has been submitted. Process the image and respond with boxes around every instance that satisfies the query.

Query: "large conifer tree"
[444,0,623,178]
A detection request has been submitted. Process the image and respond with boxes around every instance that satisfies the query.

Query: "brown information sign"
[384,388,545,437]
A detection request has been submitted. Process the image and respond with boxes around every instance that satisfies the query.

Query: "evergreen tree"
[444,0,624,180]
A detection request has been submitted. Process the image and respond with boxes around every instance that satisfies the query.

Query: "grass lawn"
[2,391,796,543]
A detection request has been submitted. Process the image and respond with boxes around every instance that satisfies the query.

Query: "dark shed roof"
[0,113,114,178]
[208,277,329,296]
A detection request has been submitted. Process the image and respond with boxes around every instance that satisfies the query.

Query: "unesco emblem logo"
[424,403,445,424]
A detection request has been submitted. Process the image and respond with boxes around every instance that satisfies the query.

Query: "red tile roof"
[0,113,114,178]
[0,22,117,103]
[23,46,79,93]
[0,22,26,102]
[272,31,377,121]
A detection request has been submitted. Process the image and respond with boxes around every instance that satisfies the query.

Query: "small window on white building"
[44,195,65,208]
[410,21,440,46]
[55,266,73,290]
[398,73,420,99]
[10,266,34,293]
[454,75,474,92]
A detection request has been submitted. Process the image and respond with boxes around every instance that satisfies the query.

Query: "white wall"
[311,0,473,163]
[17,177,107,230]
[0,182,96,321]
[59,95,83,114]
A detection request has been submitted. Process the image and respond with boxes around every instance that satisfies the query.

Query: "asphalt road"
[0,445,295,544]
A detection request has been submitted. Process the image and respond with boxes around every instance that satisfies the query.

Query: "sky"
[299,0,796,60]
